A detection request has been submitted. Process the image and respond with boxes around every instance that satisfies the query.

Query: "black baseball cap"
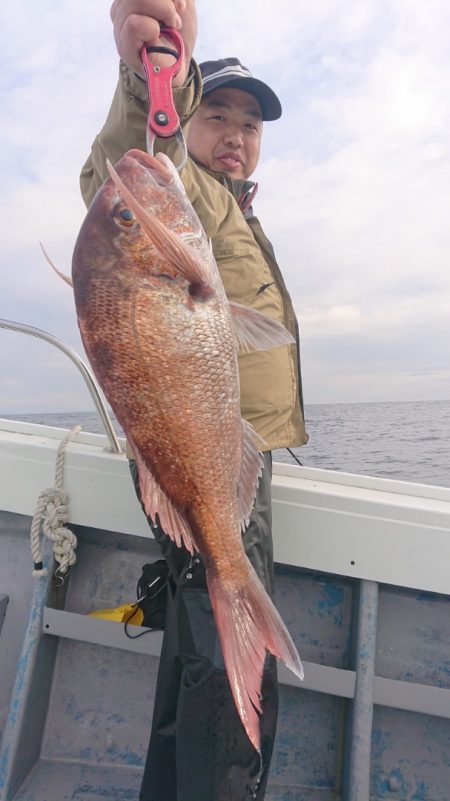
[199,57,282,121]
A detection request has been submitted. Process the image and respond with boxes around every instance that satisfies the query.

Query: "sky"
[1,0,450,413]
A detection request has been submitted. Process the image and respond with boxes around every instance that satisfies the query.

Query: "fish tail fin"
[207,565,303,752]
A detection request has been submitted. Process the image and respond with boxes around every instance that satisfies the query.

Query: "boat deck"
[1,419,450,800]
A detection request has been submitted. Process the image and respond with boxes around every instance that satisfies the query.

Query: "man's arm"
[110,0,196,83]
[80,0,198,206]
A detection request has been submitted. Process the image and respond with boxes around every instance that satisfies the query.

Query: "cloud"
[247,0,450,402]
[0,1,117,413]
[1,0,450,412]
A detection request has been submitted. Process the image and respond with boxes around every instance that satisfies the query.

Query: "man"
[187,57,280,179]
[81,2,307,799]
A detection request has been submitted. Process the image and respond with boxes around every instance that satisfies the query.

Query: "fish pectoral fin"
[229,301,295,352]
[207,564,304,752]
[237,419,265,531]
[106,159,211,289]
[133,449,197,555]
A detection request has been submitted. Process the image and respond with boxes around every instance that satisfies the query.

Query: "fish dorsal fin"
[133,449,197,555]
[237,419,265,531]
[106,159,210,288]
[39,241,73,287]
[229,301,295,352]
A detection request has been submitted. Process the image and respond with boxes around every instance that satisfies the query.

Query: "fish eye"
[113,205,138,229]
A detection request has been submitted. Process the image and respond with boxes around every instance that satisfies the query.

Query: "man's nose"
[223,125,244,147]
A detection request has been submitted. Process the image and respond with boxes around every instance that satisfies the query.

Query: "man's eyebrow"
[204,99,262,120]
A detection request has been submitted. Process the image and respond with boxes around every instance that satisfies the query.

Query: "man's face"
[186,86,263,180]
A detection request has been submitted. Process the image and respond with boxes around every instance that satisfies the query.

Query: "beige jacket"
[80,61,307,452]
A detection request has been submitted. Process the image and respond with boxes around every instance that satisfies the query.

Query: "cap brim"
[202,75,282,121]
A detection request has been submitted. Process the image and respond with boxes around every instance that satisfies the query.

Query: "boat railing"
[0,318,122,454]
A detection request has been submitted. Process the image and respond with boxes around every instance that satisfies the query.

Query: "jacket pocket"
[213,245,276,308]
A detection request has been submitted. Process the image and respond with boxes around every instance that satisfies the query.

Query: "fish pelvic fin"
[237,419,265,532]
[106,159,211,289]
[229,301,295,352]
[133,449,197,554]
[39,241,73,287]
[207,565,304,752]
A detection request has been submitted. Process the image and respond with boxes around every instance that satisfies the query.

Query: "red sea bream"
[71,149,303,751]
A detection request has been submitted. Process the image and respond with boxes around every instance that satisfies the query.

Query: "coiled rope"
[30,425,81,579]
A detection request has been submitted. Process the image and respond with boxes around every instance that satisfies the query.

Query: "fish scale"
[72,148,303,751]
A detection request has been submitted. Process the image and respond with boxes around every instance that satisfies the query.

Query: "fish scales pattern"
[72,150,303,751]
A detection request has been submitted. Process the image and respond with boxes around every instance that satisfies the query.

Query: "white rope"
[30,425,81,579]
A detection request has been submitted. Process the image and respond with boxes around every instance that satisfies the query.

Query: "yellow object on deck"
[88,603,143,626]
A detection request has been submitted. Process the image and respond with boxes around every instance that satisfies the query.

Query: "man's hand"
[110,0,197,83]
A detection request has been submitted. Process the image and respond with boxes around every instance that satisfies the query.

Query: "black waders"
[130,453,278,801]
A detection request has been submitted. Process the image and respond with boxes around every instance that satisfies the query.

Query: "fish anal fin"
[207,564,304,752]
[133,449,197,555]
[229,301,295,352]
[237,419,265,532]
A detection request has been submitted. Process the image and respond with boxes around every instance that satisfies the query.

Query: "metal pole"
[0,319,122,455]
[347,579,379,801]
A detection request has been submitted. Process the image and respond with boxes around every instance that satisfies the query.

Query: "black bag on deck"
[136,560,169,630]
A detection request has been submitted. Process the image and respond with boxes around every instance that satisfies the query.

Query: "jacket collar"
[189,157,258,217]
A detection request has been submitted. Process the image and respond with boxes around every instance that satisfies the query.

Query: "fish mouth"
[124,149,173,187]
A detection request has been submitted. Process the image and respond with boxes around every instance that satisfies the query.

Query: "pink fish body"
[72,150,303,751]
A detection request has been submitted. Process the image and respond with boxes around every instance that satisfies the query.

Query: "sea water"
[3,399,449,488]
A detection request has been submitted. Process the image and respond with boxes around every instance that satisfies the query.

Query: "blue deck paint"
[347,580,378,801]
[1,510,450,800]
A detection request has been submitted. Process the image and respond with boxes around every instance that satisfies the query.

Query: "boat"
[0,319,449,801]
